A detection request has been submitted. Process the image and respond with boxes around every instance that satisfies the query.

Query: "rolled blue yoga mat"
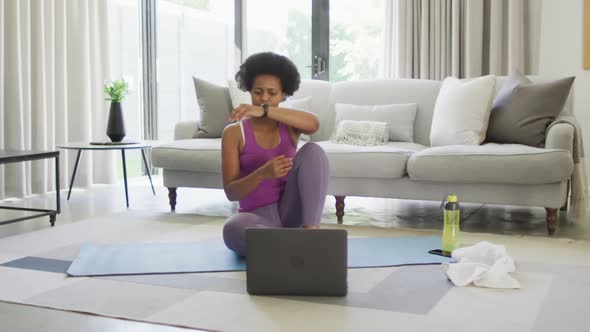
[66,236,452,277]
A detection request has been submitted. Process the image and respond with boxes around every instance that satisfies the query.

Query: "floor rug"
[0,211,589,332]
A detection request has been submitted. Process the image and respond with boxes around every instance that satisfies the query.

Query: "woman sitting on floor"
[221,52,329,256]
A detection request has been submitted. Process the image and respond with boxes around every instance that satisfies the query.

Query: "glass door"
[245,0,313,79]
[156,0,235,142]
[138,0,391,146]
[329,0,387,82]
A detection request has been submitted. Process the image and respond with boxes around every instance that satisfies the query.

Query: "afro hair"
[234,52,301,96]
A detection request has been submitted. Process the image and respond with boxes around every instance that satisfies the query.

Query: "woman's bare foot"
[303,225,320,229]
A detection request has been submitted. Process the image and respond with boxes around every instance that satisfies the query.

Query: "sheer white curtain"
[0,0,116,200]
[384,0,542,79]
[383,0,399,79]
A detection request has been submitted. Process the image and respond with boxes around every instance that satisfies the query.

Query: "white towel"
[441,241,520,289]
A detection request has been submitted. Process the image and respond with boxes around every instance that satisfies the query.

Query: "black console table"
[0,150,60,226]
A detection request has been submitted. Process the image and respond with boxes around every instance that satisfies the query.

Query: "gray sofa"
[152,77,575,234]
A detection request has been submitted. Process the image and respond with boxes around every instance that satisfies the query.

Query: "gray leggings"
[223,142,330,256]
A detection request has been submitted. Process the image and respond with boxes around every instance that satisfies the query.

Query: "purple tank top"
[238,118,296,212]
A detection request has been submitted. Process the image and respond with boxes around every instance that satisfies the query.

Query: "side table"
[0,150,60,226]
[56,142,155,208]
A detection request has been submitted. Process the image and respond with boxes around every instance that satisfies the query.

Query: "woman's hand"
[258,155,293,179]
[229,104,263,122]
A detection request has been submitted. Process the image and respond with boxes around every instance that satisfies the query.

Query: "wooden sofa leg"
[545,208,558,235]
[168,187,177,211]
[335,196,345,224]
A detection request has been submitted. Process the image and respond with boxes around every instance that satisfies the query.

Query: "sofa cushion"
[192,78,232,138]
[152,139,223,173]
[486,74,575,148]
[280,97,312,141]
[290,79,333,141]
[228,80,251,108]
[328,79,441,146]
[430,75,496,146]
[407,144,573,185]
[316,141,427,179]
[334,103,417,142]
[330,120,389,146]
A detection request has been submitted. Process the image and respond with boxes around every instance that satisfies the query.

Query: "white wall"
[539,0,590,177]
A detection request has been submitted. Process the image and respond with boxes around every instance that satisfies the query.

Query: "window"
[156,0,235,141]
[108,0,143,178]
[329,0,387,81]
[245,0,312,79]
[132,0,390,145]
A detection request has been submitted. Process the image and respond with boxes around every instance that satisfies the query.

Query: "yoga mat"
[66,236,452,277]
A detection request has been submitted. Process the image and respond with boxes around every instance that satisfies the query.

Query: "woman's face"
[250,74,285,107]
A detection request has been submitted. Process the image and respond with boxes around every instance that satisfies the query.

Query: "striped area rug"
[0,211,589,332]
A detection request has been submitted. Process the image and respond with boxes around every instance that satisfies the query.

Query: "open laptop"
[246,228,348,296]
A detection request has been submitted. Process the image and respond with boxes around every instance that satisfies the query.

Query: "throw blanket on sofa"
[547,112,589,217]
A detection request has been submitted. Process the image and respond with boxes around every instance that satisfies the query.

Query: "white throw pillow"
[227,80,251,108]
[331,120,389,146]
[280,96,312,111]
[430,75,496,146]
[280,97,313,141]
[334,103,417,142]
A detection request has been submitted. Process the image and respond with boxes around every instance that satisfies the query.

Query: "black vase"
[106,102,126,142]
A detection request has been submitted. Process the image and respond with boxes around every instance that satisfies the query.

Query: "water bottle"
[442,194,460,256]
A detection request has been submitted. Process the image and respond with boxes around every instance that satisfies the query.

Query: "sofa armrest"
[174,121,199,140]
[545,123,574,153]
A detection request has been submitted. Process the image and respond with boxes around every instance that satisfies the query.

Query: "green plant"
[104,79,128,103]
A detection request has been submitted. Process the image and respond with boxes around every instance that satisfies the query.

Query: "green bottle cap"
[447,195,458,203]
